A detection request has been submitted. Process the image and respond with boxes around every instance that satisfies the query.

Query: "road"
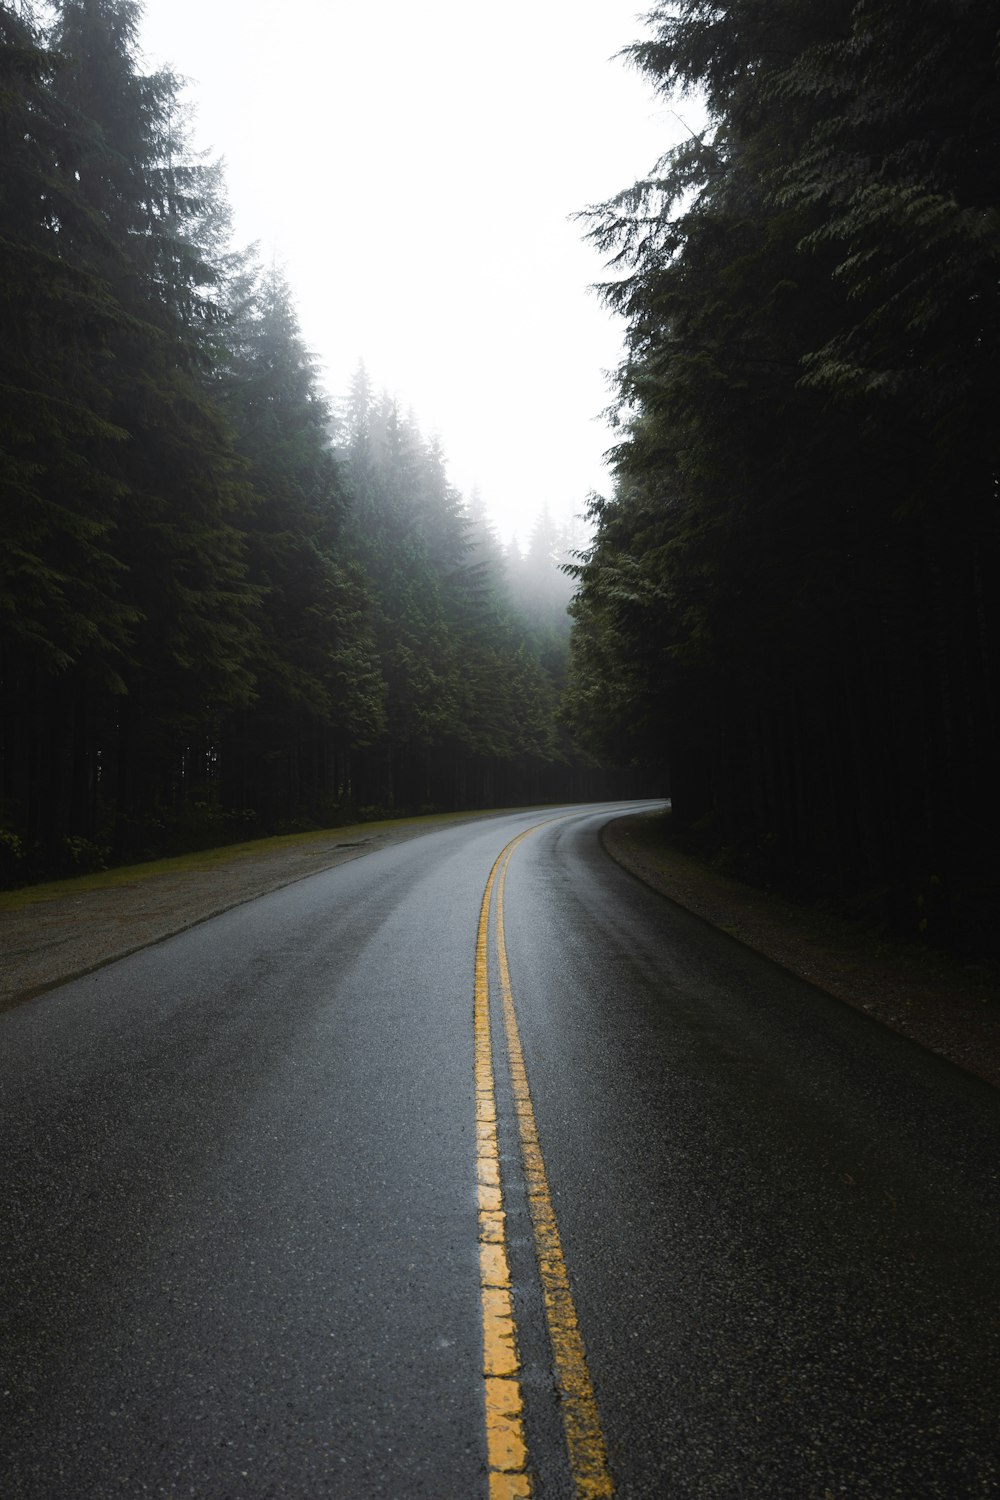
[1,802,998,1498]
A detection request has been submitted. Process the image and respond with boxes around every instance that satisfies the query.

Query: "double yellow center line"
[474,823,614,1499]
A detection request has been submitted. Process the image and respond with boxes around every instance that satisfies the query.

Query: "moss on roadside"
[0,809,506,913]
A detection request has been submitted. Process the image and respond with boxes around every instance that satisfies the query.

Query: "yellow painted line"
[475,848,531,1497]
[495,832,615,1500]
[475,819,614,1499]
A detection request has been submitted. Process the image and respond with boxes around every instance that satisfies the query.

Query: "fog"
[139,0,684,544]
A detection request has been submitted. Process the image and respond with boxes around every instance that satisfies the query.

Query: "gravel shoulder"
[602,811,1000,1089]
[3,805,997,1090]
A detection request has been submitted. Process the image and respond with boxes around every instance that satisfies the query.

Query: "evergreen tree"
[0,0,142,872]
[338,383,459,802]
[0,0,136,680]
[217,265,385,824]
[1,0,623,879]
[2,0,259,869]
[568,0,1000,946]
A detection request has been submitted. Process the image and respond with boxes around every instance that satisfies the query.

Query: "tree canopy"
[1,0,642,884]
[565,0,1000,950]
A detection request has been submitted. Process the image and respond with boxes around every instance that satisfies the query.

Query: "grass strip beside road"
[0,808,525,1013]
[0,810,512,913]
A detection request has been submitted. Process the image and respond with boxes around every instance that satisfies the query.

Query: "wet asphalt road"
[1,803,998,1498]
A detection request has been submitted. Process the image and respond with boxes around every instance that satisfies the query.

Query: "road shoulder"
[0,812,504,1013]
[7,805,998,1093]
[602,811,1000,1089]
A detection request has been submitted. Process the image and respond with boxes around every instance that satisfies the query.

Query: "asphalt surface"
[1,803,998,1498]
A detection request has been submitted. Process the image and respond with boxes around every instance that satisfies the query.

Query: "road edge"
[600,811,1000,1090]
[0,811,513,1015]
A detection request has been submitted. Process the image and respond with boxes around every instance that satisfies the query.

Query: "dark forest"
[0,0,648,887]
[563,0,999,957]
[3,0,998,963]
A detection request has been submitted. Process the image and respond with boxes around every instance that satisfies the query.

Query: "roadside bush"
[0,828,26,888]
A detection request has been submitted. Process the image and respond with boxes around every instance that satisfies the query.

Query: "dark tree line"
[0,0,643,885]
[565,0,1000,952]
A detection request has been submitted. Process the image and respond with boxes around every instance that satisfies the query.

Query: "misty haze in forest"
[3,0,999,964]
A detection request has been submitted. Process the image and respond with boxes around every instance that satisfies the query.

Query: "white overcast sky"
[139,0,683,545]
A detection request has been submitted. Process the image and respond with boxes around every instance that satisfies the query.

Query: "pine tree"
[216,264,385,824]
[569,0,1000,944]
[1,0,260,869]
[1,0,141,869]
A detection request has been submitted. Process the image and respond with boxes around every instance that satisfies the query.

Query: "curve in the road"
[3,800,997,1500]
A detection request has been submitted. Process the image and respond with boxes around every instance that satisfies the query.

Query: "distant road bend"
[1,802,998,1497]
